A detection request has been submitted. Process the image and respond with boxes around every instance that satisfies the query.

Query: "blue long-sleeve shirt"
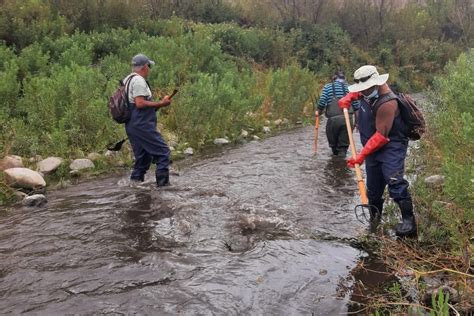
[317,79,360,111]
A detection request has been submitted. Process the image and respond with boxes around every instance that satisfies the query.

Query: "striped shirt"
[317,79,360,110]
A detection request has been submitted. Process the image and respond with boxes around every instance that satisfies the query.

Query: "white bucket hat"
[348,65,389,92]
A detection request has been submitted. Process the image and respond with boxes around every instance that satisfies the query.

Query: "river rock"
[252,135,260,141]
[240,130,249,138]
[214,138,230,145]
[3,168,46,189]
[168,140,179,148]
[22,194,47,207]
[424,175,445,187]
[184,148,194,156]
[87,152,101,161]
[263,126,271,133]
[28,155,43,163]
[274,119,283,126]
[69,159,94,171]
[37,157,63,174]
[104,150,117,158]
[282,118,289,125]
[0,155,23,171]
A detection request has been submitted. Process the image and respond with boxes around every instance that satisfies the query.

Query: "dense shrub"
[414,49,473,262]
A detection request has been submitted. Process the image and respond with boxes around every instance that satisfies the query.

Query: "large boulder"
[69,159,95,171]
[0,155,23,171]
[3,168,46,189]
[37,157,63,175]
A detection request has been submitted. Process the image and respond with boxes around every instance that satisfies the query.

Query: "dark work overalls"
[358,96,412,216]
[325,82,354,156]
[125,92,170,186]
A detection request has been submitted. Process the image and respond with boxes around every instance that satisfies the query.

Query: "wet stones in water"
[237,214,291,237]
[223,235,253,252]
[22,194,47,207]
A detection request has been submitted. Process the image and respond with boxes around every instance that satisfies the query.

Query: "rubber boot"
[156,170,170,187]
[395,198,417,237]
[337,146,348,157]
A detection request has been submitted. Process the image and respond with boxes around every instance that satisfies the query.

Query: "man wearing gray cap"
[123,54,172,187]
[338,65,416,237]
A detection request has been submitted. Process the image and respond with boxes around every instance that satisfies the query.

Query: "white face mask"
[363,87,379,100]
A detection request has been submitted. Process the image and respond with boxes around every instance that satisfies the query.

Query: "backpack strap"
[372,92,398,115]
[125,74,137,104]
[331,82,336,100]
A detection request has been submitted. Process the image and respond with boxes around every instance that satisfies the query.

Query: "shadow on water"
[0,126,398,314]
[118,192,181,260]
[346,257,398,315]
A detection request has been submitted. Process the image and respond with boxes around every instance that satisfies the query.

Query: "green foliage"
[429,288,450,316]
[162,70,264,149]
[0,173,15,206]
[201,23,292,67]
[0,0,469,175]
[267,63,314,120]
[0,20,318,159]
[292,24,366,75]
[435,49,474,114]
[413,50,473,267]
[0,44,20,117]
[11,64,111,156]
[0,0,69,48]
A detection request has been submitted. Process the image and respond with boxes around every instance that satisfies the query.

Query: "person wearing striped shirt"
[316,71,359,156]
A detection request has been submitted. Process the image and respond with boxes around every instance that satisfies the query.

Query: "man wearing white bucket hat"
[338,65,416,237]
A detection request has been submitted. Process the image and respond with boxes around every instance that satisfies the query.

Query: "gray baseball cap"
[131,54,155,67]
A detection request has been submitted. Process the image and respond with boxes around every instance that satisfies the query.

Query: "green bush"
[415,49,473,263]
[267,63,315,120]
[0,44,20,117]
[162,70,263,148]
[0,0,69,48]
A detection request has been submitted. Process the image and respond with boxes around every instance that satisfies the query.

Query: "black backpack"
[374,92,426,140]
[108,74,136,124]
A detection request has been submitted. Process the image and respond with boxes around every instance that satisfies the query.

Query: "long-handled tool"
[107,89,179,152]
[312,111,320,155]
[343,108,372,222]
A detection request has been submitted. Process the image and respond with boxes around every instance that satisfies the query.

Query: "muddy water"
[0,125,370,315]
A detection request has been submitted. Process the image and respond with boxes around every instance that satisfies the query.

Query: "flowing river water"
[0,125,387,315]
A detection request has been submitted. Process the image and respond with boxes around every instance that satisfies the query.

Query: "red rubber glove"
[338,92,362,110]
[347,131,389,168]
